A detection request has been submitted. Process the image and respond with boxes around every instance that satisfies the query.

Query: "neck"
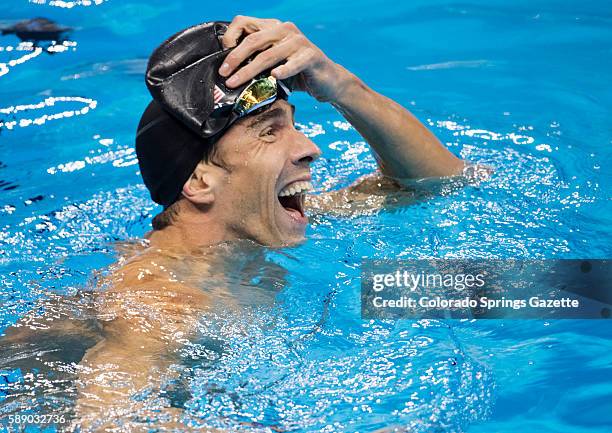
[146,201,235,252]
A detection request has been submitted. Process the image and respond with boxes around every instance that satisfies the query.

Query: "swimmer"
[1,17,72,44]
[1,17,488,431]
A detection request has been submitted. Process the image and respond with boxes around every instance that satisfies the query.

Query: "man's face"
[210,100,321,246]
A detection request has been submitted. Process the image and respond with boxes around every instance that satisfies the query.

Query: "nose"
[291,133,322,166]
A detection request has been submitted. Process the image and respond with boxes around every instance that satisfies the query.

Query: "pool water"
[1,0,611,432]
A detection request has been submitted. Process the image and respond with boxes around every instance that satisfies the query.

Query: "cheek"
[226,167,273,208]
[245,148,287,183]
[223,145,288,204]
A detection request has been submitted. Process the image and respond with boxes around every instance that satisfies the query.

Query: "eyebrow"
[245,104,296,131]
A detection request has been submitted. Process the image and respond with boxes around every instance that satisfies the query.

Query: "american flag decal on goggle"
[213,85,226,104]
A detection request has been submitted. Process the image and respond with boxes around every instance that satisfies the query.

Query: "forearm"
[217,16,463,179]
[330,66,464,179]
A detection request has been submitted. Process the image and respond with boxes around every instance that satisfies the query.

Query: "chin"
[262,230,307,248]
[240,226,305,248]
[281,233,307,247]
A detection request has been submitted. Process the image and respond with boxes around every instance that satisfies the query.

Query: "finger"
[221,16,281,49]
[220,25,287,78]
[225,38,299,88]
[221,15,260,49]
[270,48,314,80]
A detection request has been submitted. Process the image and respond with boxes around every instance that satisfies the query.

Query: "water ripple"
[0,41,77,78]
[0,96,97,131]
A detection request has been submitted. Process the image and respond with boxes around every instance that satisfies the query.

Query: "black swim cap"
[136,21,290,208]
[136,100,212,207]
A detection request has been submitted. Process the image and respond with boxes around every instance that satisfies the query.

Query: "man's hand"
[219,15,350,103]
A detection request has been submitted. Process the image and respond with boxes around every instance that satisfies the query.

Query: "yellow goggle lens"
[234,76,278,116]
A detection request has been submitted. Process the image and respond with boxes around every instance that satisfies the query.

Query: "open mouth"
[277,180,313,218]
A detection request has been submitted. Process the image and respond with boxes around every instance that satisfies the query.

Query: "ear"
[181,162,218,205]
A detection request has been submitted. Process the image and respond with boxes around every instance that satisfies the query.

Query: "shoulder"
[96,252,211,323]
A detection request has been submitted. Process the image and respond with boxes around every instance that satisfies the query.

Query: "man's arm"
[219,16,465,188]
[329,67,464,179]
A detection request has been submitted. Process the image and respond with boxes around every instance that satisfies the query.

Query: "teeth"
[278,181,313,197]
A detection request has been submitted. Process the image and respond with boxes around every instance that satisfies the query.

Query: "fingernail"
[219,63,229,75]
[226,74,238,86]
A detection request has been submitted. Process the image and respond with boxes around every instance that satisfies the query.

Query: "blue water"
[1,0,611,432]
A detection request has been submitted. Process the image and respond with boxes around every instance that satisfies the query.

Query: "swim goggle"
[215,75,291,117]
